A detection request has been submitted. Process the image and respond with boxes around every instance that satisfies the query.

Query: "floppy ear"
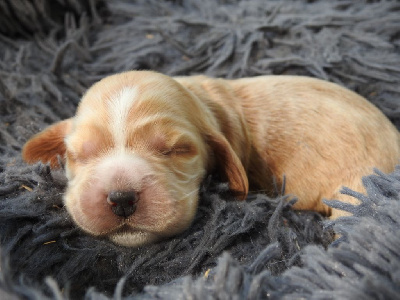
[22,119,73,168]
[207,132,249,200]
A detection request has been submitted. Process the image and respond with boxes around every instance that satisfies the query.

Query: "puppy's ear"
[22,119,73,168]
[207,133,249,200]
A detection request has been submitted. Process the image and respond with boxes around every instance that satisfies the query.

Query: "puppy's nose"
[107,190,138,218]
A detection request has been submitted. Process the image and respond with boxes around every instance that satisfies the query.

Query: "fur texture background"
[0,0,399,299]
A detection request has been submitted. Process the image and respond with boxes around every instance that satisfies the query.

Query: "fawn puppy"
[23,71,400,246]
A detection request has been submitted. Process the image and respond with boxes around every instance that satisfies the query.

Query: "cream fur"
[22,71,400,246]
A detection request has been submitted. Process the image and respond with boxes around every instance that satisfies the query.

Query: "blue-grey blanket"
[0,1,399,299]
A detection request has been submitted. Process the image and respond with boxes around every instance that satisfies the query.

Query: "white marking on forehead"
[108,87,138,147]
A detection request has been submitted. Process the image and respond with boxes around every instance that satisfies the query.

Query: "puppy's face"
[23,71,248,247]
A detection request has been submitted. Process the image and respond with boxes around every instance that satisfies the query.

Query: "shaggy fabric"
[0,0,399,299]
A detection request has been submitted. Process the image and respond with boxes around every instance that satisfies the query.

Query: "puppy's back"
[234,76,400,213]
[180,74,400,215]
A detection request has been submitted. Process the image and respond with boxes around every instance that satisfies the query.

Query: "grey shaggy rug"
[1,0,400,299]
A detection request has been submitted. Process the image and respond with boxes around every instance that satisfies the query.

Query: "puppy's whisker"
[173,188,199,203]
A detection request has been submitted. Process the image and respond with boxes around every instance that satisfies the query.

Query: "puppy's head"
[22,71,248,247]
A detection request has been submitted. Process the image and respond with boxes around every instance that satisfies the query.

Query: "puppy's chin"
[109,229,160,247]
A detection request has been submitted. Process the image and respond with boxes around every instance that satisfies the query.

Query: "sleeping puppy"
[22,71,400,247]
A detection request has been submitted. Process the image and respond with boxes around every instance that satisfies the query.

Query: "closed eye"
[160,144,194,156]
[66,148,92,164]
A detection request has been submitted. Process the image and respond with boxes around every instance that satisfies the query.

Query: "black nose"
[107,190,138,218]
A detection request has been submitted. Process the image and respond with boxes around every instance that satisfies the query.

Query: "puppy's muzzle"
[107,190,139,218]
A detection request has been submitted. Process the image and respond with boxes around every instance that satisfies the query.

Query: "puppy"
[22,71,400,246]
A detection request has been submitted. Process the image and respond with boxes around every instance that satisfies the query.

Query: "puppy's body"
[178,75,400,217]
[23,71,400,246]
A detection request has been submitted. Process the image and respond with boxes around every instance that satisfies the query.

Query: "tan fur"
[178,75,400,216]
[22,71,400,246]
